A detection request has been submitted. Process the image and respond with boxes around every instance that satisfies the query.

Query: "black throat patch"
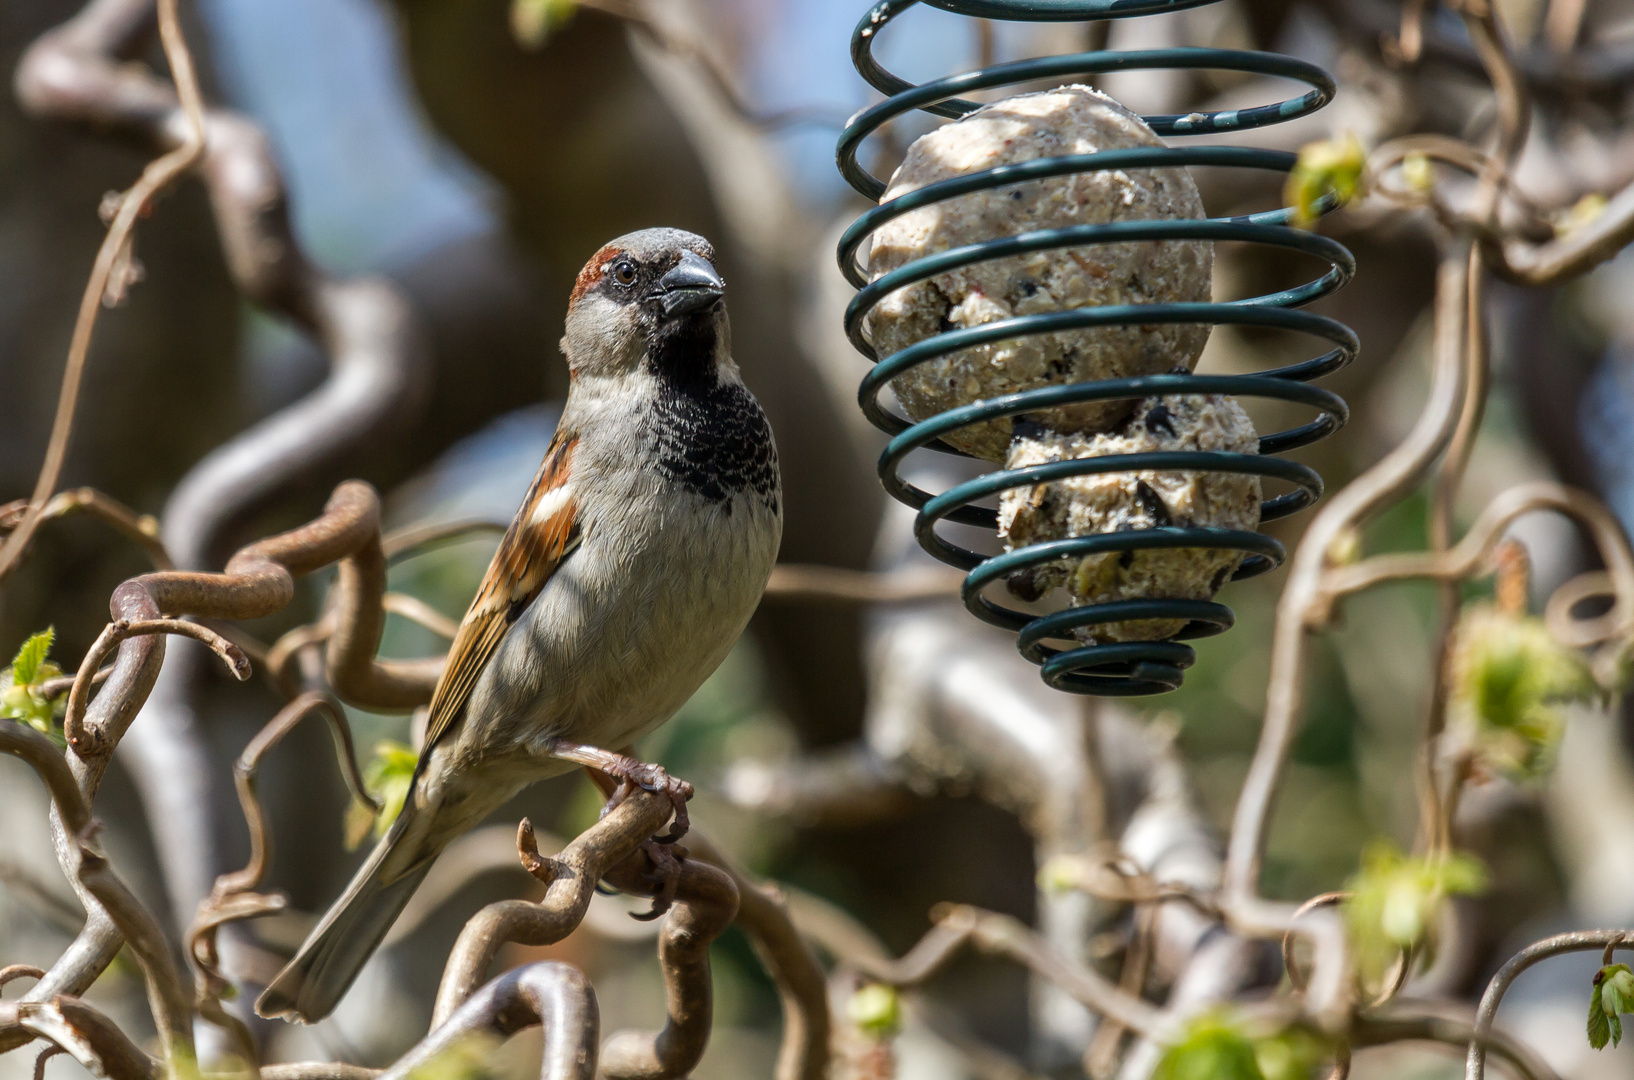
[645,319,780,512]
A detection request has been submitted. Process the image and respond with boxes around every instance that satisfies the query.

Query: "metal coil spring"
[836,0,1359,695]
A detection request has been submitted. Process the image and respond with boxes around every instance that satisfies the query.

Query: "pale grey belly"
[453,491,778,773]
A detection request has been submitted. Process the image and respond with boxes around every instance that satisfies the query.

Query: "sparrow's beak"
[655,251,725,316]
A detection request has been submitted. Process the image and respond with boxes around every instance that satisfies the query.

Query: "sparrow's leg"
[550,739,695,842]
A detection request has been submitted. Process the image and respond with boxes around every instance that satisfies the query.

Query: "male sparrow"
[257,228,782,1024]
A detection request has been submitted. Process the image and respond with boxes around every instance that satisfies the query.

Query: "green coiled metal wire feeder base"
[836,0,1359,695]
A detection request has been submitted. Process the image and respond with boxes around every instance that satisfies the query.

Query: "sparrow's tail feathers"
[255,813,435,1025]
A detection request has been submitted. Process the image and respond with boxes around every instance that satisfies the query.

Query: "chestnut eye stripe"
[569,245,623,306]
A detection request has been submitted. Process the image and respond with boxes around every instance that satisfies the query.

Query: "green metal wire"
[837,0,1356,695]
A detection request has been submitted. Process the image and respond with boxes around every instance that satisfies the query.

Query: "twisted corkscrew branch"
[185,692,379,1068]
[0,0,205,581]
[594,845,738,1079]
[433,812,829,1080]
[0,489,172,571]
[0,481,442,1050]
[383,964,599,1080]
[434,794,677,1027]
[1223,0,1634,1042]
[13,0,427,974]
[1462,932,1631,1080]
[0,720,196,1080]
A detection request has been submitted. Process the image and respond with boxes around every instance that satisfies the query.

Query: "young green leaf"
[1400,152,1434,193]
[2,628,67,745]
[403,1030,499,1080]
[848,983,902,1040]
[1154,1013,1328,1080]
[1037,855,1081,894]
[1591,964,1634,1050]
[1589,979,1611,1050]
[1449,605,1596,779]
[1153,1016,1263,1080]
[1254,1026,1327,1080]
[11,627,54,687]
[1283,133,1367,227]
[348,739,419,847]
[510,0,577,48]
[1343,842,1488,985]
[1555,192,1608,238]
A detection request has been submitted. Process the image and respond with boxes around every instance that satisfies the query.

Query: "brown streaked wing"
[418,430,581,758]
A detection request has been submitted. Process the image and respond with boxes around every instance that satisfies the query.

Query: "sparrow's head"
[562,228,730,384]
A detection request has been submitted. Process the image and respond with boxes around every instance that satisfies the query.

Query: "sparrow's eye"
[611,260,638,286]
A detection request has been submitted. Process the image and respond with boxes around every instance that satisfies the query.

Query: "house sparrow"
[257,228,782,1024]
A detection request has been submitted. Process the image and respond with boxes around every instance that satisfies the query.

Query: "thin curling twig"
[1282,893,1346,995]
[1365,136,1553,242]
[1465,931,1632,1080]
[323,490,445,711]
[1545,570,1627,648]
[1392,0,1429,62]
[0,720,195,1079]
[1357,1001,1561,1080]
[65,480,436,765]
[224,691,377,893]
[1043,851,1218,916]
[1452,0,1531,228]
[17,0,427,1003]
[382,519,507,560]
[0,997,160,1080]
[827,903,1164,1038]
[0,968,45,994]
[1084,899,1156,1079]
[5,482,437,1043]
[1363,131,1634,290]
[0,489,172,570]
[385,965,598,1080]
[259,1066,380,1080]
[763,564,963,604]
[1355,1003,1560,1080]
[943,906,1166,1038]
[381,593,460,639]
[65,619,249,756]
[33,1044,63,1080]
[0,0,205,581]
[1319,482,1634,639]
[264,615,335,699]
[598,851,739,1080]
[1543,0,1588,54]
[433,791,675,1027]
[0,0,204,581]
[37,665,113,702]
[1223,242,1476,1030]
[1496,180,1634,285]
[187,693,379,1010]
[681,834,830,1080]
[1418,237,1492,856]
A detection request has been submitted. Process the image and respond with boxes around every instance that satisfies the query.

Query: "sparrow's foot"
[628,839,688,921]
[601,759,694,843]
[552,740,695,843]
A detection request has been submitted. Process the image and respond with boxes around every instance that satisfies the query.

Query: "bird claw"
[627,839,686,921]
[595,757,695,843]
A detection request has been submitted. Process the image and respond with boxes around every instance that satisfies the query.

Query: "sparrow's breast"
[464,370,782,765]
